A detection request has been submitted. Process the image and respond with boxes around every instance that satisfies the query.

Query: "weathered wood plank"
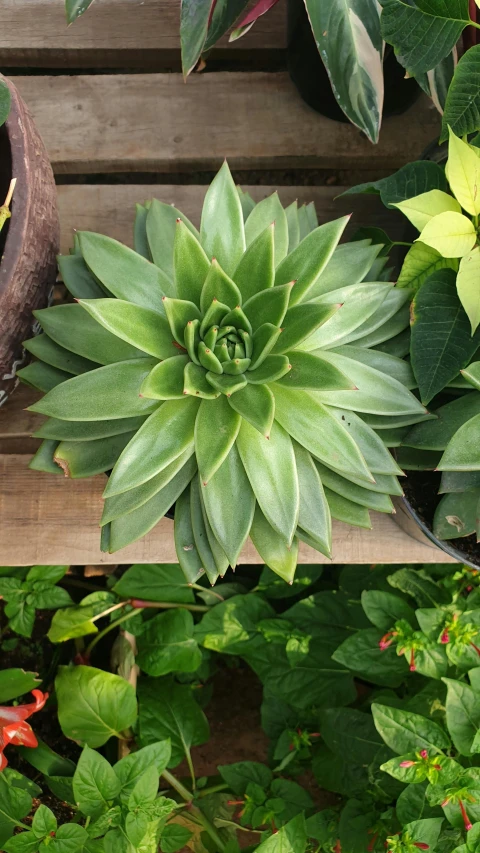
[0,0,285,67]
[0,455,454,565]
[12,74,440,174]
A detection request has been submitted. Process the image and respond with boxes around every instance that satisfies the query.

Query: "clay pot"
[0,74,59,406]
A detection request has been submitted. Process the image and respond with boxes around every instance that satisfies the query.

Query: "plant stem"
[197,783,229,797]
[393,241,413,247]
[189,583,225,602]
[185,748,196,793]
[91,600,128,622]
[130,598,210,613]
[0,178,16,234]
[85,608,142,656]
[161,770,227,852]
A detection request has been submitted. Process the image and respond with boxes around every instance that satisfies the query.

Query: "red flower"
[409,649,416,672]
[419,750,428,759]
[459,800,473,832]
[379,631,398,650]
[413,844,429,849]
[400,760,416,768]
[470,642,480,657]
[0,690,48,771]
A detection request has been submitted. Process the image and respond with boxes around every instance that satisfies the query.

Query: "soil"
[403,470,480,566]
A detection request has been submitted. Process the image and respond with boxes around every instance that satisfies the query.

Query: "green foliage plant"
[21,163,427,581]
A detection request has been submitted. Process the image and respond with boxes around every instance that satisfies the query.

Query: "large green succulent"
[20,163,427,583]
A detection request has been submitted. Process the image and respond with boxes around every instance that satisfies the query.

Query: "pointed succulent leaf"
[35,415,147,442]
[198,341,224,374]
[200,259,242,313]
[180,0,217,76]
[223,357,251,374]
[243,283,294,332]
[250,323,282,369]
[146,199,199,281]
[233,224,275,302]
[220,305,252,333]
[326,487,372,528]
[246,354,291,384]
[314,459,394,513]
[202,443,255,566]
[309,242,383,299]
[250,506,298,583]
[78,231,171,310]
[58,253,106,299]
[245,193,289,268]
[327,407,404,475]
[293,442,332,558]
[227,383,275,437]
[134,203,151,260]
[174,220,210,306]
[183,362,220,399]
[140,355,190,400]
[184,318,201,364]
[28,360,159,421]
[104,397,200,496]
[109,456,197,553]
[189,477,219,585]
[237,418,299,545]
[273,302,340,353]
[275,217,350,305]
[285,201,300,252]
[304,283,392,350]
[54,431,135,478]
[205,372,247,396]
[162,297,202,344]
[437,412,480,471]
[174,488,205,583]
[199,486,229,578]
[18,362,72,392]
[33,304,146,365]
[78,299,179,360]
[195,395,241,484]
[272,383,374,483]
[278,351,355,391]
[200,161,246,275]
[23,334,98,376]
[236,185,256,221]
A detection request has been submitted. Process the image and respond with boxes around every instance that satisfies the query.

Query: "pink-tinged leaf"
[229,0,281,40]
[181,0,218,77]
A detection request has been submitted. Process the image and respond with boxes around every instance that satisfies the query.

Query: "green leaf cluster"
[0,566,72,637]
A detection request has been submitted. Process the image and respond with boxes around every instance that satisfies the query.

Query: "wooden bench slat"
[0,454,453,565]
[0,0,285,66]
[11,74,439,174]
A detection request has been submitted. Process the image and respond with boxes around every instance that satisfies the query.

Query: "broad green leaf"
[333,344,415,389]
[463,362,480,391]
[163,297,202,346]
[272,303,339,353]
[372,703,451,754]
[254,814,306,853]
[361,590,416,630]
[233,224,275,302]
[418,211,476,258]
[320,707,391,767]
[379,0,469,76]
[28,360,159,421]
[446,128,480,216]
[314,459,394,513]
[33,305,146,365]
[189,476,221,583]
[58,253,107,300]
[23,334,98,376]
[388,567,449,607]
[108,456,197,553]
[173,220,210,306]
[306,282,392,350]
[202,442,255,565]
[65,0,95,23]
[304,0,384,143]
[18,362,71,393]
[114,741,171,799]
[219,761,273,795]
[79,299,178,360]
[53,431,134,478]
[457,247,480,334]
[102,448,195,525]
[176,485,208,584]
[228,383,275,436]
[48,604,99,643]
[113,563,195,603]
[161,825,193,853]
[56,665,137,747]
[275,217,349,305]
[73,746,121,817]
[105,397,199,496]
[442,45,480,140]
[195,395,241,484]
[0,669,40,703]
[203,0,250,50]
[138,678,209,767]
[443,677,480,756]
[200,161,245,276]
[293,442,332,559]
[333,629,406,687]
[243,283,293,332]
[245,193,288,268]
[136,609,202,676]
[4,832,42,853]
[397,242,458,292]
[410,269,480,404]
[438,412,480,471]
[394,189,461,231]
[184,361,220,399]
[146,199,199,284]
[237,419,299,545]
[140,355,189,400]
[180,0,216,75]
[309,241,383,298]
[344,161,448,206]
[78,231,170,311]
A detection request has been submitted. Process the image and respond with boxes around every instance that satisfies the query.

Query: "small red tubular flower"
[470,642,480,657]
[459,800,473,832]
[367,832,378,852]
[420,750,428,760]
[409,649,416,671]
[0,690,48,771]
[413,844,429,850]
[379,631,398,650]
[400,760,416,768]
[440,630,450,644]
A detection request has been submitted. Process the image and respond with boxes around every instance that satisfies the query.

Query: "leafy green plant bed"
[2,561,480,853]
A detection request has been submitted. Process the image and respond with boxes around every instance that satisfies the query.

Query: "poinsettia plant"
[20,162,427,578]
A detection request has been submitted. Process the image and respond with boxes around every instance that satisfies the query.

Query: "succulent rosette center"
[22,162,427,584]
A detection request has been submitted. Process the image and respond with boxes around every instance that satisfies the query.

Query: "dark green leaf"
[113,564,195,604]
[65,0,96,24]
[136,609,202,677]
[443,677,480,756]
[137,678,209,767]
[0,669,40,703]
[333,628,407,687]
[161,825,193,853]
[371,703,451,754]
[73,746,121,818]
[442,45,480,140]
[56,665,137,747]
[344,161,448,207]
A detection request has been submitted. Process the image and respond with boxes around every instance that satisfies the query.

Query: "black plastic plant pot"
[393,473,480,570]
[286,0,420,125]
